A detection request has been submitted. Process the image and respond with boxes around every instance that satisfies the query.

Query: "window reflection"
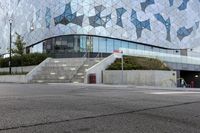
[86,36,93,52]
[129,42,137,49]
[145,46,153,52]
[30,42,43,53]
[107,39,114,53]
[122,41,129,49]
[114,40,121,50]
[27,35,179,56]
[80,36,86,52]
[99,37,107,53]
[93,37,99,53]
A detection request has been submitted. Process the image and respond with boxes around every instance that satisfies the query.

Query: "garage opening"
[180,71,200,88]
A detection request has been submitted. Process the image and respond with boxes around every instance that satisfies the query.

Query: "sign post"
[121,52,124,84]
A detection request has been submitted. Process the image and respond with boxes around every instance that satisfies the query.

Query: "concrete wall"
[0,58,51,83]
[103,70,177,87]
[26,58,51,82]
[0,66,36,83]
[0,75,27,83]
[0,66,36,73]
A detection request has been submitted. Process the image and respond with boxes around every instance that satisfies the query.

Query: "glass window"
[99,37,107,53]
[145,46,153,52]
[64,36,74,50]
[31,43,43,53]
[114,40,121,50]
[44,38,53,54]
[93,37,99,53]
[137,44,145,50]
[166,49,173,54]
[74,36,80,53]
[122,41,129,49]
[174,50,180,55]
[160,49,167,53]
[80,36,87,52]
[129,42,137,49]
[107,39,114,53]
[153,47,160,52]
[55,37,62,46]
[86,36,93,52]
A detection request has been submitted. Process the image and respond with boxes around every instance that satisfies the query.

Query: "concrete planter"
[0,75,27,83]
[0,66,37,83]
[0,66,36,73]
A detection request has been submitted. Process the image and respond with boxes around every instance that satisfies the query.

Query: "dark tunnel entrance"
[180,71,200,88]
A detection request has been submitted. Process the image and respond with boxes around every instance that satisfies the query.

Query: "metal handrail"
[120,48,200,65]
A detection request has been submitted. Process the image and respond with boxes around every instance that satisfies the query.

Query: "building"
[0,0,199,56]
[0,0,200,86]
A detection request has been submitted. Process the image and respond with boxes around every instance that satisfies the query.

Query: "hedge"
[0,72,28,75]
[0,53,48,68]
[107,56,170,70]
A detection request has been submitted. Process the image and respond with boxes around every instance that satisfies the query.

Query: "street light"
[30,25,34,32]
[9,19,13,75]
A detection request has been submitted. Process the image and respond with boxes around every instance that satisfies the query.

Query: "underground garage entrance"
[180,71,200,88]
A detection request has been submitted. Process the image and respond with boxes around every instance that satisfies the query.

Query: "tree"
[12,33,26,56]
[12,33,26,72]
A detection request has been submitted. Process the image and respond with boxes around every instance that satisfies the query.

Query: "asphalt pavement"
[0,83,200,133]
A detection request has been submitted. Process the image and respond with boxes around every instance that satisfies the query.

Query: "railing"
[85,54,117,84]
[120,48,200,65]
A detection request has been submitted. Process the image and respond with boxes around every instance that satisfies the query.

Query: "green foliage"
[107,56,170,70]
[0,72,28,75]
[0,53,48,68]
[12,33,26,56]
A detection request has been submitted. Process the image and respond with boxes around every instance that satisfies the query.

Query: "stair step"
[77,73,84,76]
[71,58,103,83]
[73,81,80,84]
[30,58,103,83]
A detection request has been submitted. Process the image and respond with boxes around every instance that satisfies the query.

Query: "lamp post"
[121,50,124,84]
[9,19,13,75]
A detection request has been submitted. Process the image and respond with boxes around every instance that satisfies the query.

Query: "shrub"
[107,56,170,70]
[0,72,28,75]
[0,53,48,68]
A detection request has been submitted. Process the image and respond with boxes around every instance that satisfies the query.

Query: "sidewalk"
[48,83,200,91]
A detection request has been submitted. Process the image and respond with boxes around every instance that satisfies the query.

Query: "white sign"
[113,50,123,58]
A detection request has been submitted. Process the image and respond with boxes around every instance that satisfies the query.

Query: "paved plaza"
[0,83,199,133]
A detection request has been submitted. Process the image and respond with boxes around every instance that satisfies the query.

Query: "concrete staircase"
[30,58,102,83]
[31,58,86,83]
[71,58,102,83]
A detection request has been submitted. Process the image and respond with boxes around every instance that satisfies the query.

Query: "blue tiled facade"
[0,0,200,54]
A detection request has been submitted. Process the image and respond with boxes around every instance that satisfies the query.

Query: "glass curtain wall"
[28,35,180,57]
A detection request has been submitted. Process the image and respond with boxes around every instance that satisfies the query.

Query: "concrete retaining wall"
[0,75,27,83]
[103,70,177,87]
[26,58,51,82]
[0,59,50,83]
[0,66,36,73]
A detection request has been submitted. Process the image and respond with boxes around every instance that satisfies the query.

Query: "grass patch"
[107,56,170,70]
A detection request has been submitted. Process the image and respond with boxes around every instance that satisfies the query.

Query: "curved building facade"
[0,1,10,54]
[1,0,200,55]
